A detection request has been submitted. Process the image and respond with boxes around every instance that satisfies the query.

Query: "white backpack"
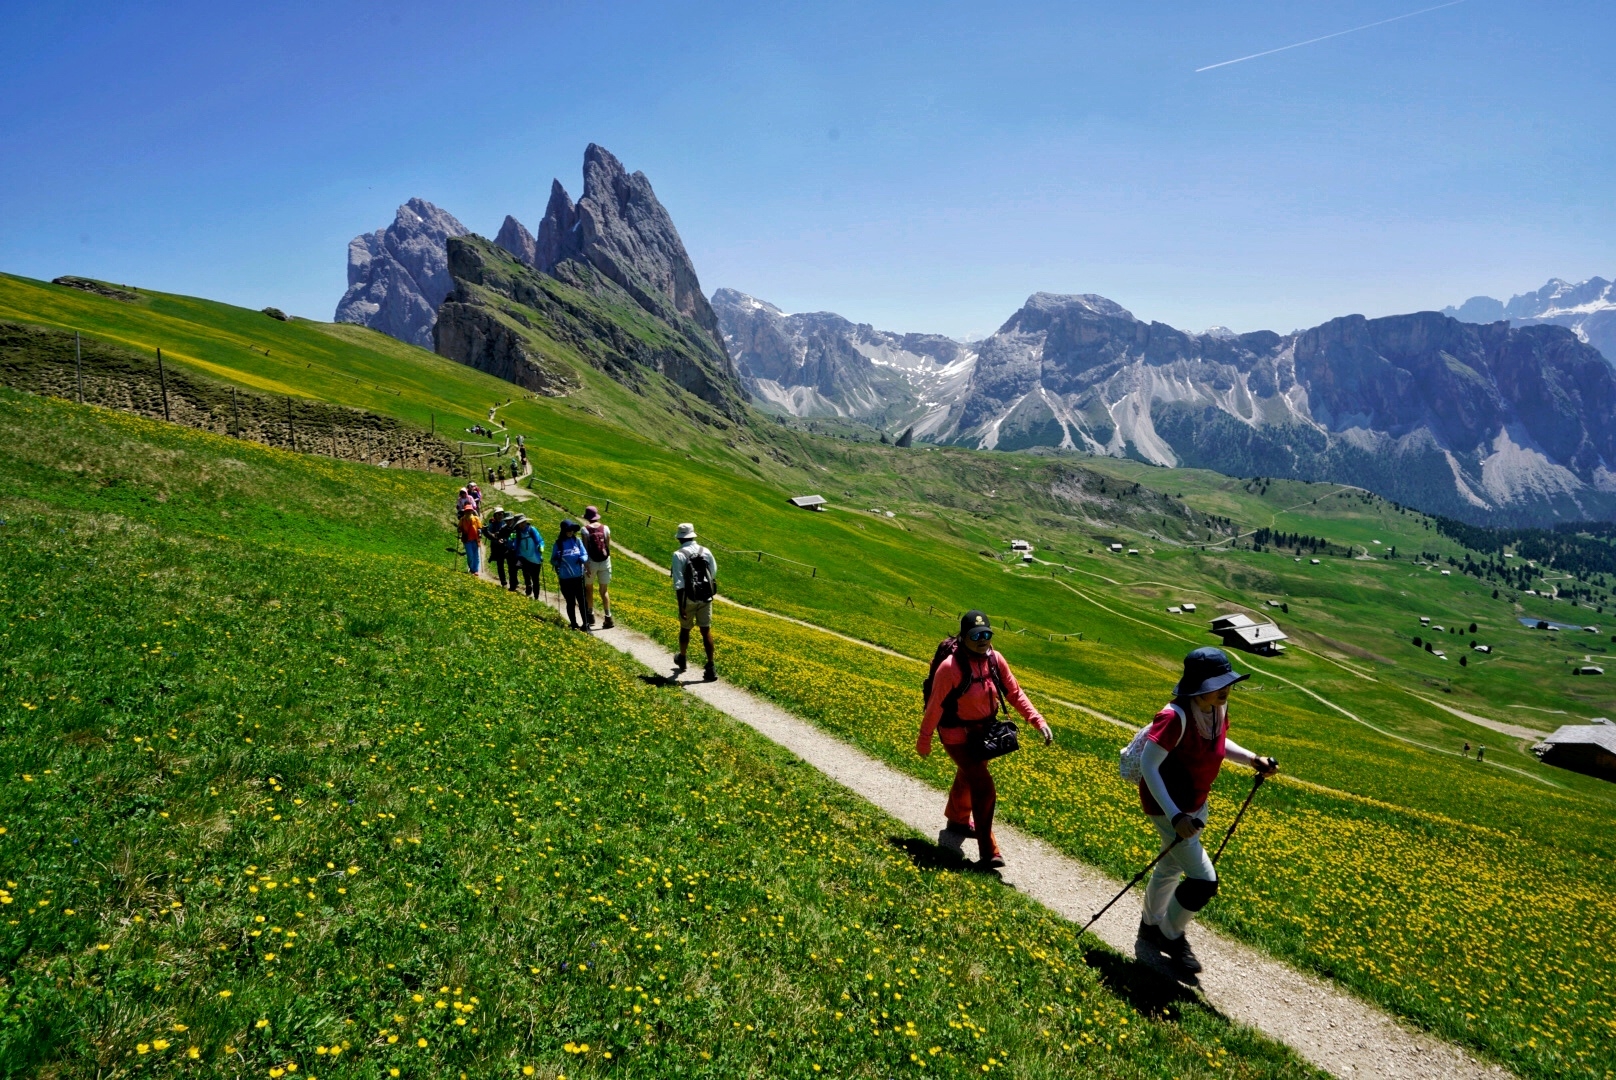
[1118,703,1186,782]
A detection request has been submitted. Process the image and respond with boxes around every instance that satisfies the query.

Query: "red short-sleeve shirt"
[1137,704,1227,817]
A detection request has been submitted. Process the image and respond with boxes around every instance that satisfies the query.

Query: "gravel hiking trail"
[469,553,1509,1080]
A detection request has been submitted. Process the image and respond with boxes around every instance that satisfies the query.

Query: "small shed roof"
[1227,622,1289,646]
[1210,613,1257,632]
[1539,722,1616,752]
[788,495,826,508]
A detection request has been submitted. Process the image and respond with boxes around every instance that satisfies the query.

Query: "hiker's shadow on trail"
[637,674,703,689]
[1086,946,1211,1021]
[887,836,984,875]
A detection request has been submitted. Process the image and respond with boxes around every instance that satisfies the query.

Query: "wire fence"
[521,477,1102,642]
[525,475,822,579]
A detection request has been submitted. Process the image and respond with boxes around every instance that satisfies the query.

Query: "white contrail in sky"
[1195,0,1469,72]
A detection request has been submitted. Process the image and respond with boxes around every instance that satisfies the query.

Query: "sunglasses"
[966,628,993,642]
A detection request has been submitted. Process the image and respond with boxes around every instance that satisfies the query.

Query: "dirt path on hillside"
[470,562,1507,1079]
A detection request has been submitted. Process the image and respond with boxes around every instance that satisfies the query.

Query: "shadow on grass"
[1082,944,1209,1020]
[886,835,987,874]
[888,837,1212,1023]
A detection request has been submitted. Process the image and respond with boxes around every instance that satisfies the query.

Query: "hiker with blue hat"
[550,519,591,629]
[1129,646,1277,975]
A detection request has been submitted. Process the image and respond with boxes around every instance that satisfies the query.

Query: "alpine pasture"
[1,274,1614,1079]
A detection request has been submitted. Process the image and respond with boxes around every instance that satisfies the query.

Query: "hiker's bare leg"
[597,582,611,618]
[699,626,714,663]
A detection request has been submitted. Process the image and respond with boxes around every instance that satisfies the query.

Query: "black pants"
[520,558,542,598]
[558,575,587,626]
[491,550,510,588]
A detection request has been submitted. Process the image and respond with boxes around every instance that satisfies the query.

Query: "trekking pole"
[1211,770,1270,865]
[1078,836,1183,936]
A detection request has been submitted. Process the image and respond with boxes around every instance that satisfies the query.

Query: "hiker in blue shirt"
[551,519,591,629]
[511,515,545,599]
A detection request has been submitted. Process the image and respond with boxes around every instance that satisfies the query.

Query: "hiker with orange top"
[457,504,482,575]
[917,610,1053,869]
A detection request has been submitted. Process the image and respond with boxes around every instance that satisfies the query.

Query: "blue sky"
[2,1,1611,338]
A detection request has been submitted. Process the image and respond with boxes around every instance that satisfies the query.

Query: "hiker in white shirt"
[670,523,718,681]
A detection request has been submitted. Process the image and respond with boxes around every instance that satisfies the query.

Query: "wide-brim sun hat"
[584,505,600,522]
[675,522,698,541]
[560,519,579,532]
[1175,646,1249,698]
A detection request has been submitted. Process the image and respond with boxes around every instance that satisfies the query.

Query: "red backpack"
[583,523,611,562]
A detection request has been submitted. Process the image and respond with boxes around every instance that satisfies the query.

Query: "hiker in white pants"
[1136,647,1276,976]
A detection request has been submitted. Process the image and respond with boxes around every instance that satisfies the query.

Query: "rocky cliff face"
[711,288,971,424]
[434,232,746,416]
[1444,276,1616,365]
[494,215,537,269]
[488,146,726,354]
[334,199,468,349]
[334,147,744,416]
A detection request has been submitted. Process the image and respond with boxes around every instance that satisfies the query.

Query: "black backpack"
[682,547,717,602]
[921,636,1009,728]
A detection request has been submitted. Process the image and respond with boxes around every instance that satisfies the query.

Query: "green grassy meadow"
[0,391,1322,1079]
[3,272,1615,1077]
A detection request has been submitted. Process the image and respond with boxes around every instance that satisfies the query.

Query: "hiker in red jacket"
[917,610,1052,868]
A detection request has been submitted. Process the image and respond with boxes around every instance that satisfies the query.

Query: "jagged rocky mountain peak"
[712,288,785,317]
[494,215,537,269]
[333,198,469,349]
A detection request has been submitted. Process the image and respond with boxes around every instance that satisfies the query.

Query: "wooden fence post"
[74,332,83,404]
[157,348,171,422]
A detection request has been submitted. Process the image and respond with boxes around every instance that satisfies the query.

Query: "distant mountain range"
[1442,276,1616,364]
[712,290,1616,526]
[331,163,1616,528]
[710,289,970,429]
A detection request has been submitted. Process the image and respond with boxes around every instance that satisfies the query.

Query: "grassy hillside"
[0,391,1318,1079]
[4,271,1616,1077]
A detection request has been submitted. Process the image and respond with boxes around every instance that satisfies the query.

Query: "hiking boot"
[1136,920,1170,951]
[977,852,1006,870]
[672,653,687,675]
[937,824,969,859]
[703,662,717,682]
[602,616,615,630]
[1159,931,1202,975]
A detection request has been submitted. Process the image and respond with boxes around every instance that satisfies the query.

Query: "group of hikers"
[449,482,1275,978]
[453,487,721,680]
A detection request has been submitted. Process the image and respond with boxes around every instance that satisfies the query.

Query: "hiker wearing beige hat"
[670,522,718,681]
